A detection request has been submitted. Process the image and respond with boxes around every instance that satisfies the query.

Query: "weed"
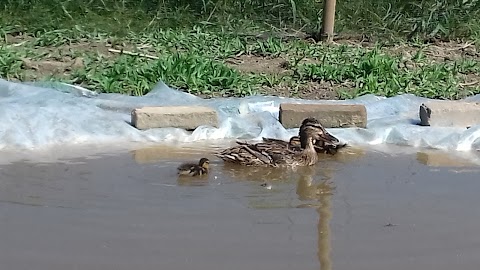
[0,0,479,100]
[0,47,24,80]
[291,45,480,99]
[70,52,255,96]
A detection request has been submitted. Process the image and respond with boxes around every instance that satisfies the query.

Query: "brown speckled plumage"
[177,158,210,176]
[262,118,347,155]
[215,118,336,167]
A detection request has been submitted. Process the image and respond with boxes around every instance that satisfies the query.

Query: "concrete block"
[279,103,367,128]
[131,106,218,130]
[419,101,480,127]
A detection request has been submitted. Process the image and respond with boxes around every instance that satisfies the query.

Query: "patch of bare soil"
[8,36,136,81]
[387,41,479,62]
[21,57,84,80]
[332,36,479,62]
[225,54,356,100]
[4,33,35,45]
[225,55,291,75]
[259,81,346,100]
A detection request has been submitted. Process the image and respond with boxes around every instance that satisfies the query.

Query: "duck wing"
[261,137,290,147]
[216,139,296,166]
[177,163,198,175]
[215,143,271,166]
[177,162,196,171]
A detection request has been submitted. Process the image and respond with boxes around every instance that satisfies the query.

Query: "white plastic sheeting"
[1,78,479,154]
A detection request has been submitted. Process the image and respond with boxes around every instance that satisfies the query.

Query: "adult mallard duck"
[262,117,347,155]
[215,118,335,167]
[177,158,210,176]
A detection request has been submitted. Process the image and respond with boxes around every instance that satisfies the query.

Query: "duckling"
[177,158,210,176]
[215,118,336,167]
[262,117,347,155]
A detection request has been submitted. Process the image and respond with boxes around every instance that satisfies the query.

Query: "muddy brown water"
[1,143,480,270]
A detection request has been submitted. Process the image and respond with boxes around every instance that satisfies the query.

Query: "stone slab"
[279,103,367,128]
[419,101,480,127]
[131,106,218,130]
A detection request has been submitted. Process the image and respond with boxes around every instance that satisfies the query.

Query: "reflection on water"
[224,161,337,269]
[219,161,342,210]
[157,141,343,270]
[295,166,334,270]
[222,163,296,182]
[131,142,230,164]
[416,150,477,167]
[296,166,335,203]
[131,143,366,165]
[2,145,480,270]
[177,174,210,187]
[317,190,332,270]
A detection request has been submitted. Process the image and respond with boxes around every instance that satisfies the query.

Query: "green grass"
[2,0,479,40]
[0,0,479,100]
[290,46,480,99]
[71,52,256,96]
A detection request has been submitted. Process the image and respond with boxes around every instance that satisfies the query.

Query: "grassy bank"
[1,0,479,99]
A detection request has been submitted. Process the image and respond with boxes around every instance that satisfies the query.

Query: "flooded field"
[1,143,480,270]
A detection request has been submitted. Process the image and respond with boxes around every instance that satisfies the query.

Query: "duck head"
[199,158,210,170]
